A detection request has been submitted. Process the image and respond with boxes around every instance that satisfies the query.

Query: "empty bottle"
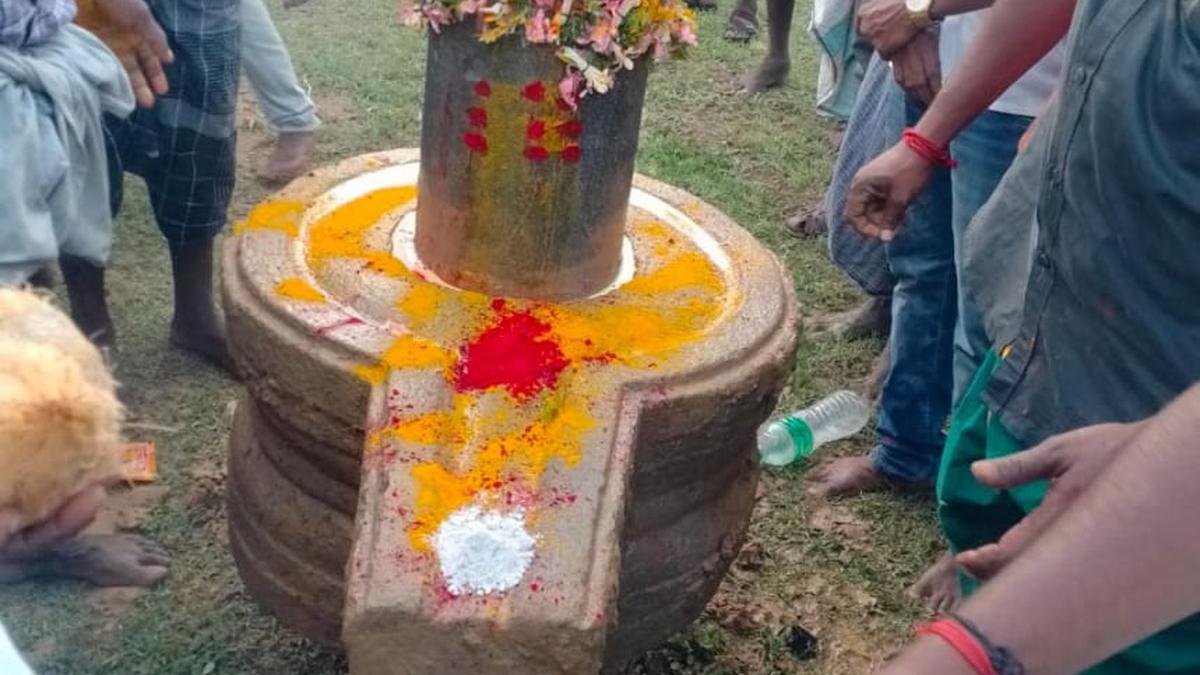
[757,390,871,467]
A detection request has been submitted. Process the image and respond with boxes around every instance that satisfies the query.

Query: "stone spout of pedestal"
[223,24,798,675]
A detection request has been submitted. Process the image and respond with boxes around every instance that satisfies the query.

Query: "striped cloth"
[824,51,900,297]
[105,0,241,245]
[0,0,75,49]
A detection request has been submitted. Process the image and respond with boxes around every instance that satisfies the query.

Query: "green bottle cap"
[782,416,814,458]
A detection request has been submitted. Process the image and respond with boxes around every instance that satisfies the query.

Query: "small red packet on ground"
[121,441,158,483]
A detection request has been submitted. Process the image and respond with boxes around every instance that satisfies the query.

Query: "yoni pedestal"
[223,24,798,675]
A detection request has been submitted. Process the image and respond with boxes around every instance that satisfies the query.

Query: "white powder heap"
[433,505,536,596]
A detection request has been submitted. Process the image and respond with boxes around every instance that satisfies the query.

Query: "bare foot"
[724,12,758,41]
[741,57,790,93]
[0,534,170,587]
[806,456,932,498]
[257,130,316,188]
[784,206,827,238]
[812,296,892,342]
[908,552,960,613]
[170,317,235,376]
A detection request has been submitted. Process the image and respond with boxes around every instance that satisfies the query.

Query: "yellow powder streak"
[408,394,594,551]
[237,200,305,237]
[306,186,417,277]
[397,283,443,324]
[275,277,325,303]
[379,334,453,370]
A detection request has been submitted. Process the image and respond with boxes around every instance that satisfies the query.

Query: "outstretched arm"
[913,0,1074,146]
[845,0,1075,239]
[881,382,1200,675]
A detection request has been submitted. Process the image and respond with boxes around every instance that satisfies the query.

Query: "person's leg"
[808,98,956,497]
[240,0,318,186]
[59,255,116,353]
[813,295,892,341]
[910,348,1021,610]
[47,116,129,356]
[724,0,759,42]
[742,0,793,92]
[167,239,232,371]
[948,110,1031,400]
[134,5,239,374]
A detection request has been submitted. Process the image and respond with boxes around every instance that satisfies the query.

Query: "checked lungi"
[105,0,241,246]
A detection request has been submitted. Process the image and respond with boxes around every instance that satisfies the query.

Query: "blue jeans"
[241,0,319,132]
[872,96,1032,483]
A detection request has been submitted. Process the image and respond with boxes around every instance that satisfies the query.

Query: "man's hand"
[857,0,922,59]
[891,27,942,105]
[956,422,1144,580]
[76,0,174,108]
[844,142,935,240]
[0,486,106,561]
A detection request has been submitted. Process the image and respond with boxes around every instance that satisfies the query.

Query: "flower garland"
[401,0,697,107]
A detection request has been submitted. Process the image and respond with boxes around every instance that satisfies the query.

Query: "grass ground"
[0,2,943,672]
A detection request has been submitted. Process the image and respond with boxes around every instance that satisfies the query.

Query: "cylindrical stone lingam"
[223,21,799,675]
[415,21,648,300]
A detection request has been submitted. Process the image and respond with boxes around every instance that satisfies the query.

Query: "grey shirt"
[0,0,75,48]
[973,0,1200,446]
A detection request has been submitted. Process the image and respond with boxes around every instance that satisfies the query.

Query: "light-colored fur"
[0,289,122,528]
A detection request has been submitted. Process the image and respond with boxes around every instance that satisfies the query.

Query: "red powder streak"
[314,316,363,335]
[454,310,570,399]
[560,145,582,164]
[474,80,492,97]
[463,132,488,154]
[433,582,459,605]
[466,107,488,127]
[526,118,546,140]
[524,146,550,162]
[522,81,546,102]
[557,119,583,139]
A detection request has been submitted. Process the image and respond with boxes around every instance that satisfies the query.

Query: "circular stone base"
[223,149,798,673]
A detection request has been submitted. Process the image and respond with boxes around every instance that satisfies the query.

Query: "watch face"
[905,0,931,11]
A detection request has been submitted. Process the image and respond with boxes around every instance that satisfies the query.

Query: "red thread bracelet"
[918,619,998,675]
[902,128,959,169]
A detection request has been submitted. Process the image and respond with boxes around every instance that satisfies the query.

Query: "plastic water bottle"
[757,390,871,467]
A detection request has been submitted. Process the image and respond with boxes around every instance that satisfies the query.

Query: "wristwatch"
[905,0,937,29]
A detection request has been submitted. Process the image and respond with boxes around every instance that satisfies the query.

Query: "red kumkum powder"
[463,132,488,154]
[524,146,550,162]
[526,118,546,141]
[557,119,583,139]
[560,145,582,164]
[454,309,570,399]
[522,81,546,102]
[466,107,488,127]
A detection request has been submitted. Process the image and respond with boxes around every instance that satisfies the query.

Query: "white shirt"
[939,10,1066,118]
[0,623,34,675]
